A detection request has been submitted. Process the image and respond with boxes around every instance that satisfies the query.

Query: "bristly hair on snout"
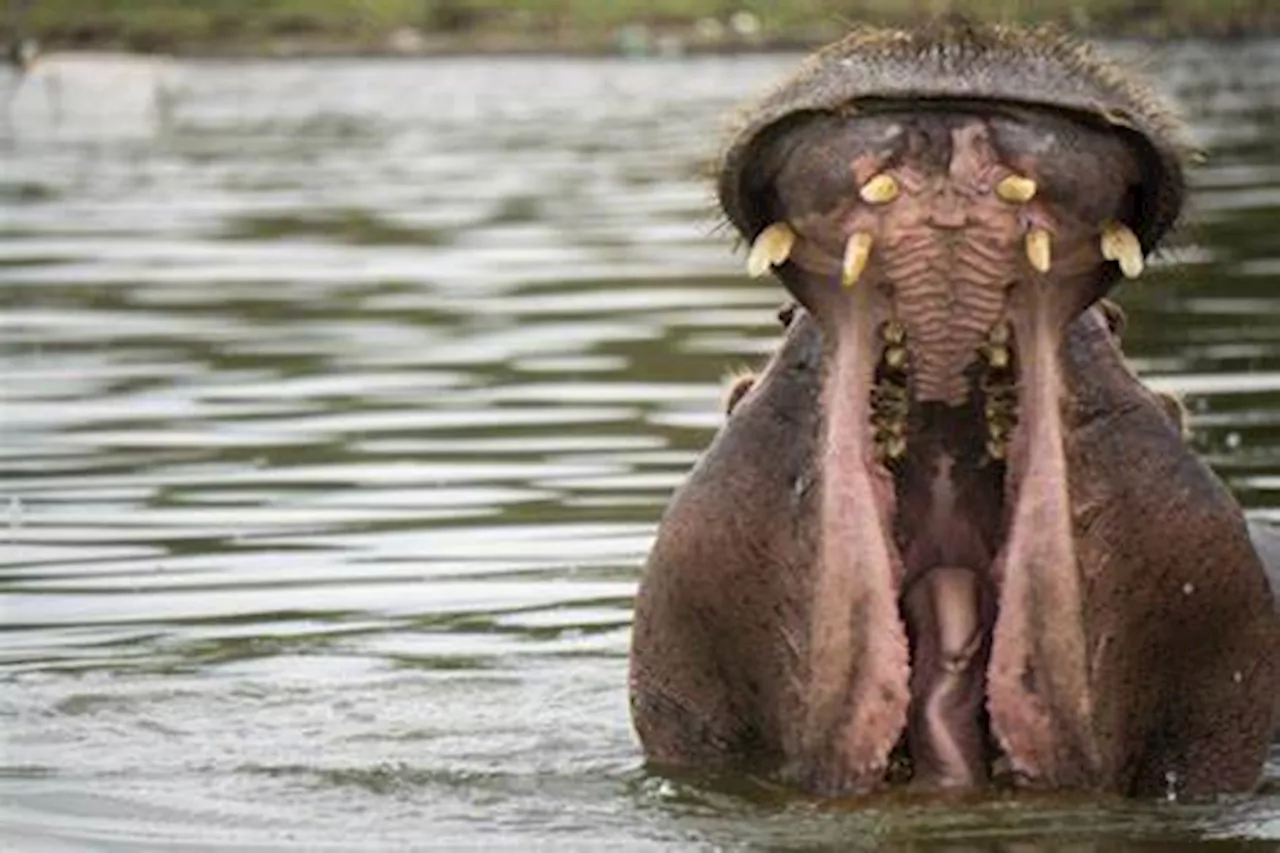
[715,16,1196,259]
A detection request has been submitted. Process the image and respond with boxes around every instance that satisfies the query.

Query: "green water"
[1,41,1278,851]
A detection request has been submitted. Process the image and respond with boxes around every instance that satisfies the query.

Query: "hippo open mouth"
[631,20,1277,800]
[714,24,1186,791]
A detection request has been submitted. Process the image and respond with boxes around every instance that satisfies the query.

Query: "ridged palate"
[880,218,1017,405]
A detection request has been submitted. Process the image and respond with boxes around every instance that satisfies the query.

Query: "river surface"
[1,40,1278,852]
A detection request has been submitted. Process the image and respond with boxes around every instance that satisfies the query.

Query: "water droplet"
[1225,431,1242,450]
[1165,770,1180,802]
[1182,582,1195,595]
[1233,670,1243,684]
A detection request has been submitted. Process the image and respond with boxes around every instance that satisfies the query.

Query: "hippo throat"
[731,101,1158,791]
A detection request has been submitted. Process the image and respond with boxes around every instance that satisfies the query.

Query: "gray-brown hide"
[629,20,1280,799]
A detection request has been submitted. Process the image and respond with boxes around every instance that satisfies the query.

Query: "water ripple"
[1,44,1278,851]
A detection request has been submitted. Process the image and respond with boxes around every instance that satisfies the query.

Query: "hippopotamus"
[629,19,1280,799]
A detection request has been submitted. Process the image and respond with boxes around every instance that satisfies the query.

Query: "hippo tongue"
[987,281,1098,786]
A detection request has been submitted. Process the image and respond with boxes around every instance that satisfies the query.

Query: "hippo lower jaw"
[805,271,1093,791]
[742,105,1151,792]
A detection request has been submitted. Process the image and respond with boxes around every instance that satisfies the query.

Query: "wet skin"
[629,22,1280,798]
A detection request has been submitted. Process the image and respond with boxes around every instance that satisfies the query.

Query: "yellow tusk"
[1025,227,1052,274]
[1100,221,1144,279]
[746,222,796,278]
[859,173,900,205]
[842,231,874,288]
[996,174,1037,203]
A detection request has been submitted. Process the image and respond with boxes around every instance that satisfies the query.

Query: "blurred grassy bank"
[10,0,1280,56]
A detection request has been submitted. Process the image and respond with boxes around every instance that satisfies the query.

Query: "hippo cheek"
[732,105,1152,790]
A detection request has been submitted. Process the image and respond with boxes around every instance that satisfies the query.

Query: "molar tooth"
[987,322,1010,346]
[1025,227,1052,273]
[985,345,1010,370]
[1100,221,1144,279]
[842,231,873,288]
[881,320,906,345]
[996,174,1037,203]
[746,222,796,278]
[859,173,900,204]
[987,440,1007,462]
[884,346,908,371]
[885,435,907,460]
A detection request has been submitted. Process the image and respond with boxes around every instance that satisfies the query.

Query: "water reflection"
[0,42,1278,851]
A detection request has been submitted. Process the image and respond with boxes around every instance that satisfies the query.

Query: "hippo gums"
[629,21,1280,798]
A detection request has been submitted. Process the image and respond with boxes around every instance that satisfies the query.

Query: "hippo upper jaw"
[725,98,1163,792]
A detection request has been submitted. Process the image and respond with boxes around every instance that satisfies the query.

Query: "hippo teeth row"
[744,173,1145,284]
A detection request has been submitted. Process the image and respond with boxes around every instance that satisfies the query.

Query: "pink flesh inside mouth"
[752,105,1145,791]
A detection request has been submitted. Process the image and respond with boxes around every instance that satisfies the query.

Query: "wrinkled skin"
[629,21,1280,799]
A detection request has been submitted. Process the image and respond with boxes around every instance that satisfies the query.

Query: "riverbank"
[12,0,1280,58]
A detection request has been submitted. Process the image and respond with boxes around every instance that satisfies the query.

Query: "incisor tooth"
[1025,228,1052,273]
[842,231,873,288]
[996,174,1037,203]
[746,223,796,278]
[1100,221,1144,279]
[860,174,900,204]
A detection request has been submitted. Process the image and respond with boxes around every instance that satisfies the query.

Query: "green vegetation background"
[10,0,1279,54]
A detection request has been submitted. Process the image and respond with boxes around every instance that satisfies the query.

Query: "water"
[1,41,1278,852]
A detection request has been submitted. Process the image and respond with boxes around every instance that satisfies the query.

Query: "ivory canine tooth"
[996,174,1037,203]
[746,223,796,278]
[859,173,900,204]
[1025,227,1052,273]
[842,231,874,287]
[1101,221,1144,279]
